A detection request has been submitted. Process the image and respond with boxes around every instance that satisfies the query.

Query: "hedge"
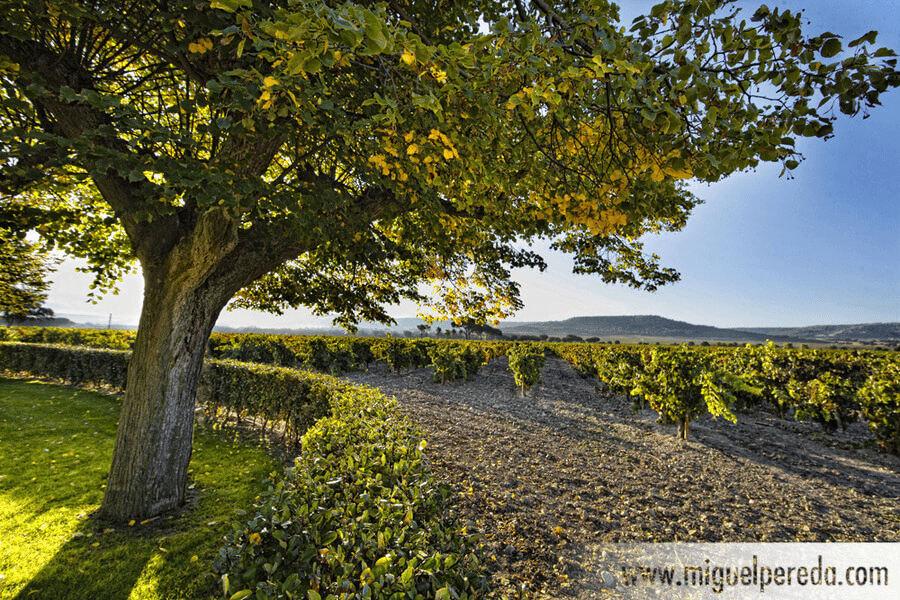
[213,386,487,600]
[0,342,129,390]
[0,343,345,446]
[199,360,356,447]
[1,326,136,350]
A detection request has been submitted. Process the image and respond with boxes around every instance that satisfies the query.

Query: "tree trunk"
[98,265,232,520]
[677,415,690,440]
[97,211,291,521]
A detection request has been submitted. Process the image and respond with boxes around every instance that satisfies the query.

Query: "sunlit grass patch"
[0,378,281,600]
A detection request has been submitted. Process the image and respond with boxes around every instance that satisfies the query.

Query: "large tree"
[1,0,897,520]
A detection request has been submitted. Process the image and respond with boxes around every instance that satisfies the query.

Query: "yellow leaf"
[360,568,375,584]
[248,532,262,545]
[443,148,454,160]
[263,76,279,89]
[128,520,136,526]
[188,38,213,54]
[431,67,448,83]
[190,555,199,563]
[401,51,415,66]
[406,143,419,155]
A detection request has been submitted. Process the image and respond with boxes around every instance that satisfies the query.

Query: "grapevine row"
[6,326,896,453]
[552,341,900,453]
[0,326,512,383]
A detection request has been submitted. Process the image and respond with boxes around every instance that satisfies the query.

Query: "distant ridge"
[501,315,786,342]
[733,322,900,342]
[348,315,899,344]
[43,312,899,344]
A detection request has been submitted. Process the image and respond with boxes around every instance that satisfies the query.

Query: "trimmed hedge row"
[209,333,512,379]
[0,342,129,389]
[0,343,343,446]
[213,387,487,600]
[3,327,514,383]
[200,360,353,447]
[0,326,136,350]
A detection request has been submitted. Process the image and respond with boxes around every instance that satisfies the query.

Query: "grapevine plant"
[507,343,546,397]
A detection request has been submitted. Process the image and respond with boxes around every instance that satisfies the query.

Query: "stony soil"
[340,356,900,599]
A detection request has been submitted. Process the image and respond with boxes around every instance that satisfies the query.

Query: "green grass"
[0,377,283,600]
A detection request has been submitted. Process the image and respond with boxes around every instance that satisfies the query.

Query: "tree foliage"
[0,231,58,324]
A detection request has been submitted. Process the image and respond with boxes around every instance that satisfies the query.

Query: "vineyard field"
[2,326,898,453]
[338,355,900,598]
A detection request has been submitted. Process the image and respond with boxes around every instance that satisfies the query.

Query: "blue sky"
[44,0,900,329]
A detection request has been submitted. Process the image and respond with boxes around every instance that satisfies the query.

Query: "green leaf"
[821,38,842,58]
[304,58,322,74]
[363,10,388,53]
[375,555,393,567]
[229,590,253,600]
[400,563,414,584]
[287,53,305,75]
[210,0,251,13]
[848,31,878,48]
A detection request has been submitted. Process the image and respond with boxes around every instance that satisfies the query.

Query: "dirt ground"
[340,356,900,599]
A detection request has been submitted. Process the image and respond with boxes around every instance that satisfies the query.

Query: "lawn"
[0,377,282,600]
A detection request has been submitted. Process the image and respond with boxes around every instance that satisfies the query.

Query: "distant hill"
[500,315,787,342]
[1,316,76,327]
[734,323,900,343]
[36,312,897,344]
[356,315,899,344]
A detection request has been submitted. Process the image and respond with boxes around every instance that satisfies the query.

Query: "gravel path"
[341,355,900,599]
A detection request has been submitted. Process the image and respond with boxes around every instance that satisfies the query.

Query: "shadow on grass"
[13,524,158,600]
[0,377,281,600]
[11,508,226,600]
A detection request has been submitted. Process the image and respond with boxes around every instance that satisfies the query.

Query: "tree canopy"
[1,0,897,519]
[3,0,896,327]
